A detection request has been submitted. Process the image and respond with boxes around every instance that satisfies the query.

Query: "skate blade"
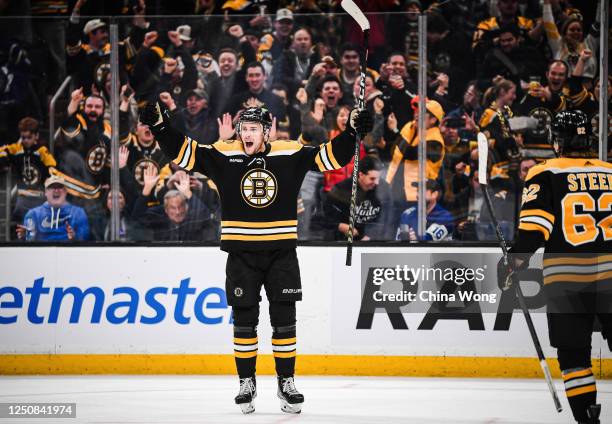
[239,401,255,414]
[280,399,302,414]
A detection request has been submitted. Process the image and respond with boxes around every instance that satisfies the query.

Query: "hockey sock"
[562,367,597,422]
[232,306,260,378]
[270,301,297,376]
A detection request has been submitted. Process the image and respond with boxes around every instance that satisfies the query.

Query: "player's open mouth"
[245,141,254,149]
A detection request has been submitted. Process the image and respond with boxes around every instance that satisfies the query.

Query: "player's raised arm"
[310,108,373,172]
[140,102,185,159]
[140,102,217,176]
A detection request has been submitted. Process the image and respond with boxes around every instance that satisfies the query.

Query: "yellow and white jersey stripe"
[542,254,612,285]
[314,141,342,172]
[519,209,555,240]
[221,220,298,242]
[172,137,200,171]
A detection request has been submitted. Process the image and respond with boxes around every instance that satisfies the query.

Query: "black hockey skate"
[277,375,304,414]
[578,404,601,424]
[234,376,256,414]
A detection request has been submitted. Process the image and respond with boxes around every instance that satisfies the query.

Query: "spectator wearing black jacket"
[159,89,219,146]
[225,61,287,122]
[132,166,212,242]
[273,28,320,99]
[323,156,393,241]
[477,24,546,90]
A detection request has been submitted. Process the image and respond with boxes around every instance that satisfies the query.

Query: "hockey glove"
[496,254,529,291]
[140,102,164,128]
[349,108,373,136]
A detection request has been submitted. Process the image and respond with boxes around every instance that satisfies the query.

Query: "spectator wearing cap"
[385,98,446,225]
[397,179,454,241]
[65,1,149,94]
[0,117,57,231]
[160,88,219,144]
[176,25,196,53]
[18,176,90,241]
[157,29,199,107]
[259,8,294,61]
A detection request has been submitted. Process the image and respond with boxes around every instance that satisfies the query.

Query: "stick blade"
[477,132,489,186]
[341,0,370,31]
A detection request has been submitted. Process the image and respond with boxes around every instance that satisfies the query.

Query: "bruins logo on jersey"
[528,108,553,137]
[134,158,159,186]
[22,165,41,186]
[87,145,108,174]
[241,168,277,208]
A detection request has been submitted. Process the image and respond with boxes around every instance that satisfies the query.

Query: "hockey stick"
[342,0,370,266]
[477,133,563,413]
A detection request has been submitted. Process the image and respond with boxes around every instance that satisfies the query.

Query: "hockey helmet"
[550,110,592,154]
[237,107,273,134]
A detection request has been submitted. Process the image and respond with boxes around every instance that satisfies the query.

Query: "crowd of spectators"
[0,0,609,243]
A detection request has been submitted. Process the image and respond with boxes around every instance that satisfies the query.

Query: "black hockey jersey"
[0,141,56,194]
[518,157,612,284]
[154,123,357,251]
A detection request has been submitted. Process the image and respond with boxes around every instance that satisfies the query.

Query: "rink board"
[0,246,610,377]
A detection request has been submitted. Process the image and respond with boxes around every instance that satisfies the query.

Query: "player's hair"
[359,156,383,175]
[18,117,39,134]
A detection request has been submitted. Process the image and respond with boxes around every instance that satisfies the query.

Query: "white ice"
[0,375,610,423]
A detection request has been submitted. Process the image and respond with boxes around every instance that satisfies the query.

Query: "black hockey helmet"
[237,107,273,132]
[550,110,592,154]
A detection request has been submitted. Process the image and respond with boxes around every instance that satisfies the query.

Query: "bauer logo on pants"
[241,168,277,208]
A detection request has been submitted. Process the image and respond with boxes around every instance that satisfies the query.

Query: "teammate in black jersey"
[141,102,372,414]
[499,110,611,424]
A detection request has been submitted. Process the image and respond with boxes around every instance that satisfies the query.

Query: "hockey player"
[140,103,372,414]
[498,110,611,424]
